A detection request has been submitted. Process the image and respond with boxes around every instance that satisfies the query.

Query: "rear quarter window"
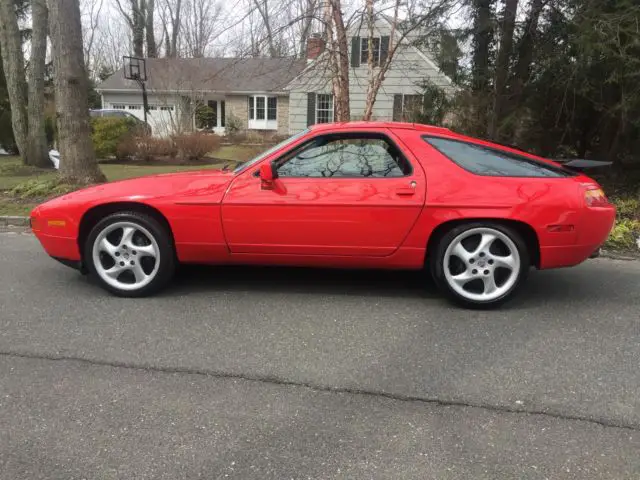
[424,136,575,178]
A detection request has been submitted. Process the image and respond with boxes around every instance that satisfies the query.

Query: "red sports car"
[30,122,616,308]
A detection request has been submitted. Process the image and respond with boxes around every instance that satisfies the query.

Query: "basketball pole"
[137,78,149,124]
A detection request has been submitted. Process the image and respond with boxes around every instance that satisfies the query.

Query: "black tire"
[84,211,176,297]
[430,222,530,309]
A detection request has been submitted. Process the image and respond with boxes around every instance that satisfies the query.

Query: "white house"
[96,15,452,137]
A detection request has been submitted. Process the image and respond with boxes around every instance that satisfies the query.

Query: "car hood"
[43,169,236,209]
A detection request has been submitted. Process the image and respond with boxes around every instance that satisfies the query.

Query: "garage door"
[109,104,176,137]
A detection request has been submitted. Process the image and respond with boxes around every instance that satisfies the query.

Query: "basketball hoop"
[123,56,147,81]
[123,56,149,125]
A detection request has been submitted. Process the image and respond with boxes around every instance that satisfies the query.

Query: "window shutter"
[307,93,316,126]
[380,36,390,65]
[351,36,360,68]
[392,94,402,121]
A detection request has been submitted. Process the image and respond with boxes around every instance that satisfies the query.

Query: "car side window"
[275,134,411,178]
[424,136,573,178]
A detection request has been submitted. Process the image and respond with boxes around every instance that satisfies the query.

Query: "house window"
[361,37,381,66]
[148,105,157,110]
[248,95,278,130]
[207,100,219,128]
[393,94,423,122]
[256,97,265,120]
[127,105,142,110]
[267,97,277,120]
[111,104,125,110]
[316,94,334,124]
[160,106,174,111]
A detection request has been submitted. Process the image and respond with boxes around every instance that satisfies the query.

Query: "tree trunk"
[0,0,29,163]
[48,0,105,184]
[252,0,277,57]
[27,0,51,167]
[132,0,145,57]
[471,0,493,93]
[329,0,350,121]
[488,0,518,139]
[297,0,314,59]
[510,0,543,108]
[362,0,375,120]
[170,0,181,58]
[145,0,156,57]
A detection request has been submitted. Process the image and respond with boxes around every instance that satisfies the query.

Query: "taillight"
[584,187,609,207]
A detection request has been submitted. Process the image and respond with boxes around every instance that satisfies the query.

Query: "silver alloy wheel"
[91,221,160,291]
[443,227,521,303]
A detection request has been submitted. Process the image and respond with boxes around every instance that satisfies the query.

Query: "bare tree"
[181,0,222,57]
[158,0,182,57]
[0,0,51,166]
[362,0,454,120]
[0,0,29,161]
[91,19,131,74]
[326,0,350,121]
[81,0,105,74]
[146,0,157,56]
[27,0,50,166]
[49,0,105,183]
[114,0,146,56]
[252,0,276,57]
[294,0,319,58]
[488,0,518,138]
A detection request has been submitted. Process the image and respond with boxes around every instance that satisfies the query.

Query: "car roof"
[308,121,452,135]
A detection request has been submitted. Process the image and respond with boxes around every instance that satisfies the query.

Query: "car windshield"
[233,129,310,174]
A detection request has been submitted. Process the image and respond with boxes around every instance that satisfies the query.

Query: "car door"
[221,129,426,256]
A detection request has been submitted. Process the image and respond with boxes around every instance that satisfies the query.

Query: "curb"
[0,215,29,227]
[599,249,640,261]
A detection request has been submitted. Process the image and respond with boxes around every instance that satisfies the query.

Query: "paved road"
[1,230,639,479]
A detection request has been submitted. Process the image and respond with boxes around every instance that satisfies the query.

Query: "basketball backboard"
[123,56,147,81]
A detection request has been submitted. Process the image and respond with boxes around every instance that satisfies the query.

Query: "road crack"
[2,349,638,432]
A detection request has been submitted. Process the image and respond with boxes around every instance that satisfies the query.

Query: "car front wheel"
[85,211,176,297]
[431,223,529,308]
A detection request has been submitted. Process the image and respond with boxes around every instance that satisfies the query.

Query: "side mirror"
[259,163,278,189]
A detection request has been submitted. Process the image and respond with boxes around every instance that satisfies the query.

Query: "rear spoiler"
[553,159,613,172]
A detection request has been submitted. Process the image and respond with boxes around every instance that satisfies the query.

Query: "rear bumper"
[540,244,603,268]
[540,205,615,269]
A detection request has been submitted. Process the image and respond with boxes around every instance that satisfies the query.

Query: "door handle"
[395,182,417,196]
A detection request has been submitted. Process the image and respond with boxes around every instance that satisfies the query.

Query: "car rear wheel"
[431,223,529,308]
[85,211,175,297]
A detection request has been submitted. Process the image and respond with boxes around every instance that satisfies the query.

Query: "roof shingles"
[97,57,307,93]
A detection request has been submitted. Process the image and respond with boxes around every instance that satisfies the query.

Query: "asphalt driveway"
[1,230,639,479]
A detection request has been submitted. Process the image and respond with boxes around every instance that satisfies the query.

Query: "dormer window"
[350,35,390,68]
[361,37,381,66]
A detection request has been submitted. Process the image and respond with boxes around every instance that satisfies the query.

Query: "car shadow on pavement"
[155,260,639,310]
[167,264,439,299]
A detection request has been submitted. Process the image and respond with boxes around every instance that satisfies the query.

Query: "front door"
[221,130,426,256]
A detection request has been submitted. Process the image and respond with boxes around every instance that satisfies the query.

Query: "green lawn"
[0,144,266,216]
